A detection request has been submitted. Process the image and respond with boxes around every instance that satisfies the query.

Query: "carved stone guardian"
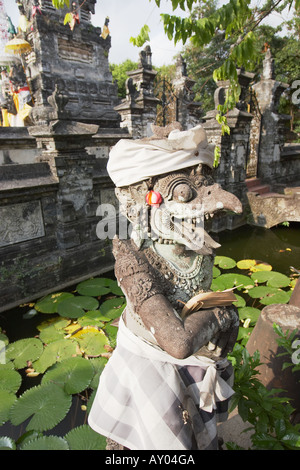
[88,123,243,450]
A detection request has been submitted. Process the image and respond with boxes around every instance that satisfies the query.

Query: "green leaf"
[0,367,22,393]
[130,24,150,47]
[42,357,94,395]
[6,338,43,369]
[251,271,290,288]
[213,273,254,290]
[89,357,108,390]
[238,307,261,325]
[210,276,227,292]
[35,292,73,314]
[0,390,17,425]
[65,424,107,450]
[9,383,72,431]
[212,266,221,278]
[233,294,246,308]
[103,324,118,349]
[57,296,99,318]
[39,324,65,344]
[78,310,110,327]
[63,13,72,25]
[248,286,290,305]
[107,279,124,296]
[76,278,112,297]
[20,435,69,450]
[33,338,78,374]
[237,326,252,342]
[236,259,257,270]
[214,255,236,269]
[0,436,16,450]
[76,329,110,356]
[52,0,69,8]
[100,297,126,320]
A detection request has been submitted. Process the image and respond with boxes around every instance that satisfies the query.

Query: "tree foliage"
[132,0,300,136]
[110,60,138,98]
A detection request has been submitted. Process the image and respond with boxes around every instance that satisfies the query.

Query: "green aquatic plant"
[0,258,299,450]
[0,277,124,450]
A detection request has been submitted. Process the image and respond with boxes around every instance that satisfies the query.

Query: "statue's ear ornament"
[145,190,163,207]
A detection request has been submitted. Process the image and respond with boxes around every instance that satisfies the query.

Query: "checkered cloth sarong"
[88,315,234,450]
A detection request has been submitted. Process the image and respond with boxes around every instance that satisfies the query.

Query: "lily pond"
[0,223,299,450]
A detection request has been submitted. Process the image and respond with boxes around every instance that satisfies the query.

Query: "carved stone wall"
[0,122,128,313]
[18,0,120,126]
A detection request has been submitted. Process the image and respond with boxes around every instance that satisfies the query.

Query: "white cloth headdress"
[107,124,214,187]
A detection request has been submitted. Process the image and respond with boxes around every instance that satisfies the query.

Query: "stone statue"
[88,123,242,450]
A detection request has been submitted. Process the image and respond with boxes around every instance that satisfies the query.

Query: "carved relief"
[0,201,45,247]
[57,37,93,63]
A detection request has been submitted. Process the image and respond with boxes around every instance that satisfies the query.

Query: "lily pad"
[65,424,107,450]
[233,294,246,308]
[237,326,253,344]
[236,259,257,270]
[0,367,22,393]
[20,435,69,451]
[103,324,118,349]
[57,296,99,319]
[6,338,43,369]
[106,279,124,296]
[37,316,70,332]
[33,338,79,374]
[76,329,110,357]
[76,278,111,297]
[100,297,126,320]
[237,259,272,272]
[213,273,254,291]
[0,390,17,425]
[42,357,94,395]
[251,262,272,272]
[78,310,111,327]
[213,266,221,278]
[9,383,72,432]
[238,307,261,325]
[210,276,227,292]
[89,357,108,390]
[248,286,290,305]
[214,256,236,269]
[39,324,65,344]
[251,271,290,288]
[35,292,74,314]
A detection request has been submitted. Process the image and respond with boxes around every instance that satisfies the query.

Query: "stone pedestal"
[115,46,159,138]
[202,70,253,215]
[247,303,300,411]
[251,49,290,183]
[172,55,202,130]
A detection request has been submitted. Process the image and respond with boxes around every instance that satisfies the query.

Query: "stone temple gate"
[0,0,299,312]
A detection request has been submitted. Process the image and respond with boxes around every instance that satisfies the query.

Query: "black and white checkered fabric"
[88,316,234,450]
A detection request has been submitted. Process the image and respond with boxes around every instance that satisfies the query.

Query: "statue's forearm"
[136,294,226,359]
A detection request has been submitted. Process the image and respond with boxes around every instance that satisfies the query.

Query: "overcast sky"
[3,0,294,67]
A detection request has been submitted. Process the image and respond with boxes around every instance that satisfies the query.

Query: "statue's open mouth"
[150,183,243,255]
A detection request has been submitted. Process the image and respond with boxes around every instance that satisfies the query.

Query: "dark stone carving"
[89,123,244,450]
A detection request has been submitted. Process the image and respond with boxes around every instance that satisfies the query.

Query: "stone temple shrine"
[18,0,120,126]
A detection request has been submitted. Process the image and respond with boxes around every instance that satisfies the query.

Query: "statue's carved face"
[116,164,242,255]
